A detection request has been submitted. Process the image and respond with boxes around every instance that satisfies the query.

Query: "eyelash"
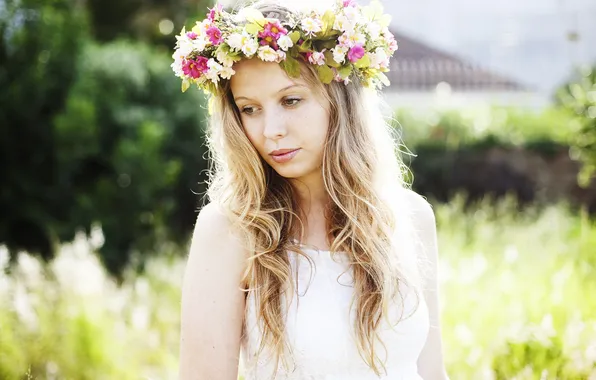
[241,97,302,115]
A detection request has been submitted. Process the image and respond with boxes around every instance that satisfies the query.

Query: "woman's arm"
[178,203,248,380]
[405,189,450,380]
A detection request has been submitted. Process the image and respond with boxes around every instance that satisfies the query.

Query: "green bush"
[394,106,574,151]
[557,65,596,187]
[51,40,209,277]
[0,0,88,262]
[1,3,210,277]
[492,330,570,379]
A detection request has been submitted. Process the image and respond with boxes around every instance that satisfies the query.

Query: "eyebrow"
[234,83,307,102]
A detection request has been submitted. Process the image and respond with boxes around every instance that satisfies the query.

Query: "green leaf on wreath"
[281,55,301,78]
[289,31,301,44]
[316,65,335,84]
[354,54,371,69]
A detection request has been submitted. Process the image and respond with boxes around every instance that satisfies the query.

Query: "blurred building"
[383,31,544,109]
[381,0,596,98]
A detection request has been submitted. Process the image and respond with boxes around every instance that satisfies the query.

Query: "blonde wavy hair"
[204,2,428,376]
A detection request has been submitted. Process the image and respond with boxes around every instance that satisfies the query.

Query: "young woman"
[174,1,449,379]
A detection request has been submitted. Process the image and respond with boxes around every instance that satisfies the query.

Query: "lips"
[269,148,301,164]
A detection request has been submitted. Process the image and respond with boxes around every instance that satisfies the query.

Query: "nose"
[262,109,287,140]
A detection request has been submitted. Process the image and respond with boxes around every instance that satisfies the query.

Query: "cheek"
[308,109,330,147]
[242,121,264,150]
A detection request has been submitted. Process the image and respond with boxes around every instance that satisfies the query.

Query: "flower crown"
[171,0,397,94]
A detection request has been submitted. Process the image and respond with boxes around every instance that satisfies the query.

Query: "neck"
[290,172,328,212]
[289,171,330,242]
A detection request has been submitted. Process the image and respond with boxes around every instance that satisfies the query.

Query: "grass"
[1,195,595,379]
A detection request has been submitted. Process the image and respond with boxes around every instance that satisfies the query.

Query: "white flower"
[219,66,236,80]
[216,50,236,67]
[369,47,389,69]
[171,58,183,77]
[333,15,355,33]
[191,37,208,53]
[366,22,381,40]
[208,58,223,71]
[331,45,348,64]
[257,46,278,62]
[275,50,287,63]
[277,34,294,51]
[193,20,211,36]
[342,6,362,24]
[227,32,244,51]
[301,17,323,37]
[205,58,223,82]
[171,49,186,77]
[240,33,259,57]
[339,30,366,48]
[308,50,326,66]
[175,36,195,56]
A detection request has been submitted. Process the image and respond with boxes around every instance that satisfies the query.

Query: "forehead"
[230,59,311,99]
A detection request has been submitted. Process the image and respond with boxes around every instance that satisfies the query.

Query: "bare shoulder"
[194,202,236,239]
[401,188,437,233]
[191,202,248,256]
[179,202,248,380]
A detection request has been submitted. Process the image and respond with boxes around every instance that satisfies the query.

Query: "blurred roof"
[386,30,528,92]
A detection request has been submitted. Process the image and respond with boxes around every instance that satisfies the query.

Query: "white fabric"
[241,247,430,380]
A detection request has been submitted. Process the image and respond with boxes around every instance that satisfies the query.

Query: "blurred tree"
[1,0,209,277]
[557,65,596,188]
[53,40,209,277]
[85,0,215,47]
[0,0,89,262]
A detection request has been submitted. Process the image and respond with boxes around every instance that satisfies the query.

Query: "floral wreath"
[171,0,397,94]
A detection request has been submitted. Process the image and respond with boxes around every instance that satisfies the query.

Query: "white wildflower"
[240,34,259,57]
[275,50,287,63]
[369,47,389,69]
[366,22,381,40]
[301,17,323,37]
[332,45,348,64]
[277,34,294,51]
[308,50,326,66]
[227,32,244,51]
[219,66,236,80]
[333,15,355,33]
[339,30,366,48]
[216,50,236,67]
[257,46,279,62]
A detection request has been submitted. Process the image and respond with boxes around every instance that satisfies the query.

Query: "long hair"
[204,2,428,376]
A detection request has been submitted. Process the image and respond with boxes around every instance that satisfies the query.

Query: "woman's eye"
[241,106,256,115]
[283,98,301,107]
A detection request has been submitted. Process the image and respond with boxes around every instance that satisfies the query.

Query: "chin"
[270,163,314,180]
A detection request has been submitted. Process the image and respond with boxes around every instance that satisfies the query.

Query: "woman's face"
[230,59,330,182]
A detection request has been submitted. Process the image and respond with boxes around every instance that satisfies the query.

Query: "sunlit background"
[1,0,595,379]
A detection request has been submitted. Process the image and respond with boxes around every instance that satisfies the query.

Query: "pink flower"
[182,56,209,79]
[387,37,398,53]
[186,32,198,40]
[258,21,287,50]
[264,21,287,38]
[206,26,223,45]
[208,3,223,21]
[343,0,357,7]
[347,44,365,63]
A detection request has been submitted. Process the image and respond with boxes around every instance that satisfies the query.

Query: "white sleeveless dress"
[240,246,430,380]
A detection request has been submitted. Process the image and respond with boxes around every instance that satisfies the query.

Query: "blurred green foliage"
[394,106,574,150]
[0,0,89,261]
[0,0,593,278]
[53,40,209,277]
[557,65,596,188]
[2,199,595,379]
[1,0,210,277]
